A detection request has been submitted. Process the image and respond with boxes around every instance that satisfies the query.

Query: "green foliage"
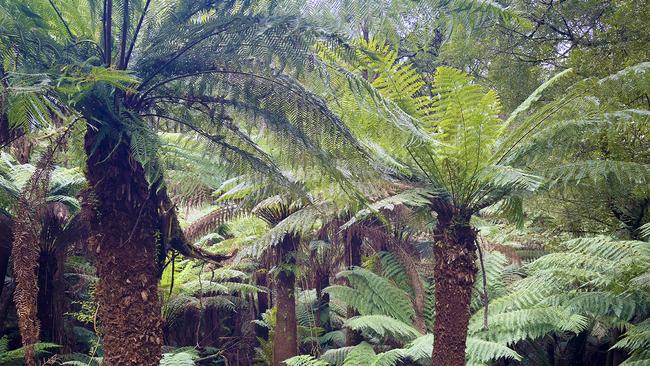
[0,343,60,365]
[343,315,421,342]
[324,267,415,324]
[159,350,198,366]
[614,319,650,365]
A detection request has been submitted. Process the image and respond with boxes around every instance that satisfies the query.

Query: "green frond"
[466,338,522,364]
[472,307,589,344]
[325,267,415,324]
[403,333,520,365]
[321,346,355,366]
[342,342,377,366]
[640,223,650,239]
[506,68,575,125]
[337,342,404,366]
[614,320,650,365]
[343,188,436,228]
[344,315,421,342]
[285,355,329,366]
[0,342,61,365]
[377,251,411,294]
[544,160,650,189]
[159,350,198,366]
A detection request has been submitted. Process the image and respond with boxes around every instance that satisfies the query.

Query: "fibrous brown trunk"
[11,141,57,366]
[431,210,477,366]
[272,234,298,366]
[82,103,162,366]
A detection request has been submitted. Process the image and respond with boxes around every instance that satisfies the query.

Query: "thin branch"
[118,0,129,70]
[124,0,151,69]
[102,0,113,66]
[47,0,75,41]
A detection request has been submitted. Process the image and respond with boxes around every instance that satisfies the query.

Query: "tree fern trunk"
[431,214,477,366]
[82,103,163,366]
[272,234,298,366]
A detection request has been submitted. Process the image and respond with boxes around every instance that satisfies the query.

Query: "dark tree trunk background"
[36,246,66,346]
[344,231,363,346]
[81,96,163,366]
[254,268,269,339]
[272,234,298,366]
[431,208,477,366]
[0,216,12,301]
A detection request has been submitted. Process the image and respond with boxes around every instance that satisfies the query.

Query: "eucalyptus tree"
[0,1,376,364]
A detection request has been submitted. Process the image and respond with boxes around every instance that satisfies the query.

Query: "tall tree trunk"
[344,231,363,346]
[431,211,477,366]
[82,101,163,366]
[272,234,298,366]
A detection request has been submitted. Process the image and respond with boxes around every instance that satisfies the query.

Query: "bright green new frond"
[430,67,503,179]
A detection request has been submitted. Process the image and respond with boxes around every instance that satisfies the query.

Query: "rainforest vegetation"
[0,0,648,365]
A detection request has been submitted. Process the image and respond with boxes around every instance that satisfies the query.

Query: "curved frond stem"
[124,0,152,69]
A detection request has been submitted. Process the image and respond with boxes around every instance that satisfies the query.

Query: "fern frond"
[344,315,421,342]
[325,267,415,324]
[159,350,198,366]
[285,355,329,366]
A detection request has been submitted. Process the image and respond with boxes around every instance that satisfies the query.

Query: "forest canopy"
[0,1,648,366]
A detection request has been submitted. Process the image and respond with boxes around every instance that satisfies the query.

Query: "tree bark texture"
[82,99,163,366]
[272,234,298,366]
[431,209,477,366]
